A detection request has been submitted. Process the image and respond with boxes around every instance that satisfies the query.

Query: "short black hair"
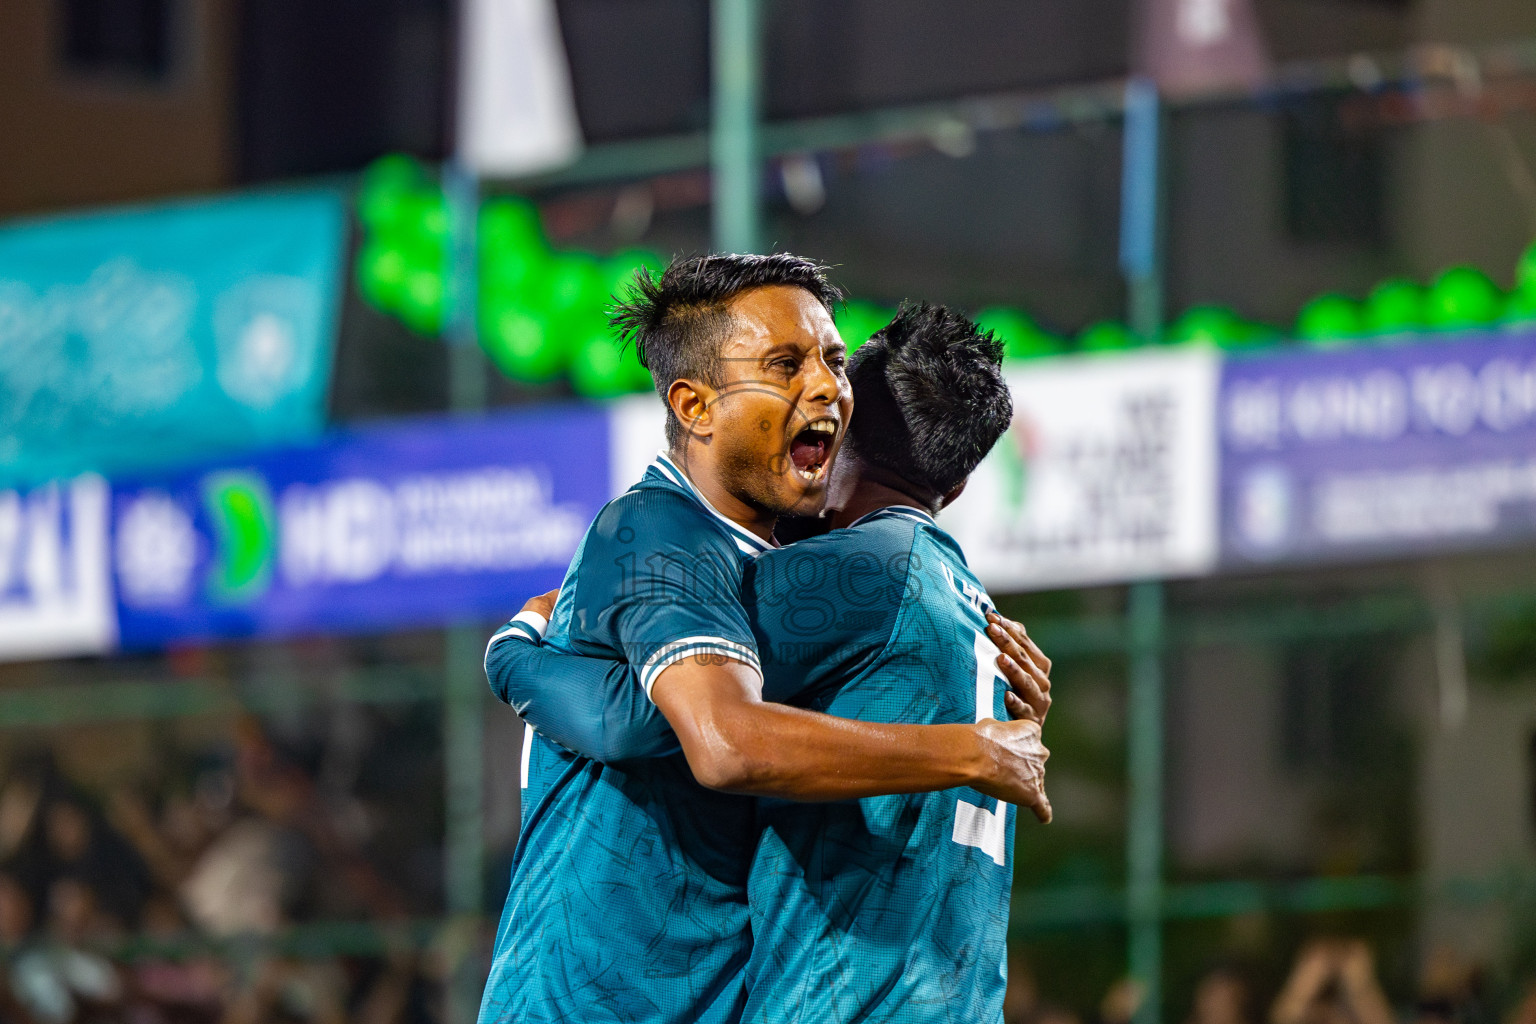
[845,302,1012,502]
[609,253,842,447]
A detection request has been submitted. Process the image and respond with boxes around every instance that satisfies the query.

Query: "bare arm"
[651,653,1052,822]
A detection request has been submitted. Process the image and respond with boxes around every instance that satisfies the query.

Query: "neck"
[829,463,936,530]
[669,442,778,543]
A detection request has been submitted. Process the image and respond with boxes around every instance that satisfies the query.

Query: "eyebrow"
[761,336,846,359]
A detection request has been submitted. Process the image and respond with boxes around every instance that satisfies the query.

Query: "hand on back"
[974,611,1053,824]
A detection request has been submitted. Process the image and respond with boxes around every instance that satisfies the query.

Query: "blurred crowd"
[1006,937,1527,1024]
[0,718,439,1024]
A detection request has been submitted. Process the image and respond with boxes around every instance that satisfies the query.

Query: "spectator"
[125,896,225,1024]
[1414,947,1491,1024]
[1272,940,1395,1024]
[8,874,124,1024]
[1188,967,1254,1024]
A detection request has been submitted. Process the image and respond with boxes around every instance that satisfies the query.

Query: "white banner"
[458,0,583,177]
[940,348,1221,591]
[0,476,116,660]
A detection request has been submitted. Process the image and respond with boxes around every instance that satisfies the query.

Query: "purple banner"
[111,405,610,649]
[1219,330,1536,568]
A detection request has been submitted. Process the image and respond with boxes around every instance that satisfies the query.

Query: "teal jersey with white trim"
[741,506,1017,1024]
[478,454,772,1024]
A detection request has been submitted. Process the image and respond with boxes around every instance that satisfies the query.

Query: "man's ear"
[667,379,717,443]
[939,479,968,510]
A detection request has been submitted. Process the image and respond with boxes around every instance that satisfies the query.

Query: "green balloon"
[1364,278,1425,335]
[1517,241,1536,295]
[362,153,424,194]
[570,331,647,398]
[400,188,451,253]
[480,246,549,307]
[482,306,564,382]
[356,242,411,312]
[975,307,1064,360]
[1425,266,1502,330]
[1295,294,1363,346]
[1504,287,1536,329]
[1231,321,1282,349]
[398,267,447,335]
[1165,305,1241,347]
[603,249,666,305]
[543,253,607,321]
[624,342,655,391]
[837,301,894,354]
[479,197,545,256]
[1077,321,1138,352]
[358,155,425,235]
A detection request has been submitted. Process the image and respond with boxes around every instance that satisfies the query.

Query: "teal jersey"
[489,504,1018,1023]
[739,505,1016,1024]
[478,453,773,1024]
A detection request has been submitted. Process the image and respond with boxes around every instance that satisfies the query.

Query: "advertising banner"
[0,477,116,661]
[1219,330,1536,568]
[111,406,609,649]
[940,347,1222,591]
[0,190,347,487]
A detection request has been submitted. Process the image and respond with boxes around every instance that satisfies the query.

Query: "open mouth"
[788,419,838,482]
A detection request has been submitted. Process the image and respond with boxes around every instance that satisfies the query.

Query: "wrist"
[960,721,996,789]
[507,610,549,643]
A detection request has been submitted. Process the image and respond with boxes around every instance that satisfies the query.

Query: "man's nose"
[803,352,840,405]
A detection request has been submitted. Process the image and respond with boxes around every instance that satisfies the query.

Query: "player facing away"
[478,256,1051,1024]
[490,302,1053,1023]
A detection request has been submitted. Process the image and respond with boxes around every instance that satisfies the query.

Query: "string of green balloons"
[356,156,1536,382]
[972,247,1536,359]
[355,155,660,397]
[355,156,917,393]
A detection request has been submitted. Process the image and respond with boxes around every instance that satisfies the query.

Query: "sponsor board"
[112,407,609,648]
[0,191,346,487]
[1219,330,1536,566]
[940,347,1222,591]
[0,476,116,661]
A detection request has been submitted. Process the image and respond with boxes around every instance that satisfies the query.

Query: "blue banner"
[110,406,611,648]
[1219,330,1536,567]
[0,191,347,487]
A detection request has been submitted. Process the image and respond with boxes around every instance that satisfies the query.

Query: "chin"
[782,480,829,517]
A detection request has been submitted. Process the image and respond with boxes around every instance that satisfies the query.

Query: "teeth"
[805,420,836,435]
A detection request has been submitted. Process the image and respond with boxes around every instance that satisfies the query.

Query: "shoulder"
[589,485,732,553]
[764,512,921,566]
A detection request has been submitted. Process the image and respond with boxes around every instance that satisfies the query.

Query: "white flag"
[458,0,584,177]
[1133,0,1270,96]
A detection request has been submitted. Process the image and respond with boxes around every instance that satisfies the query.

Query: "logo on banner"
[116,466,589,609]
[0,477,116,660]
[204,473,277,602]
[940,348,1221,592]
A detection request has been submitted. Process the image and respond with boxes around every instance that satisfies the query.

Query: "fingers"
[1003,689,1040,725]
[988,612,1051,682]
[998,654,1050,724]
[1024,788,1053,825]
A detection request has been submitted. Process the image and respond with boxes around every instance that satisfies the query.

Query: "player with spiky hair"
[486,295,1051,1024]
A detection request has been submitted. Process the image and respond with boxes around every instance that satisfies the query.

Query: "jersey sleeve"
[576,490,762,700]
[484,626,679,763]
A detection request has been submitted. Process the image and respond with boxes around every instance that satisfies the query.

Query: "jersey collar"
[848,504,937,529]
[650,451,775,555]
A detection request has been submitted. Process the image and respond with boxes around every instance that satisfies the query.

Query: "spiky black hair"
[845,302,1012,503]
[609,253,843,447]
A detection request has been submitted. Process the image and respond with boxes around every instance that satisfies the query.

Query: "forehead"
[720,285,839,357]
